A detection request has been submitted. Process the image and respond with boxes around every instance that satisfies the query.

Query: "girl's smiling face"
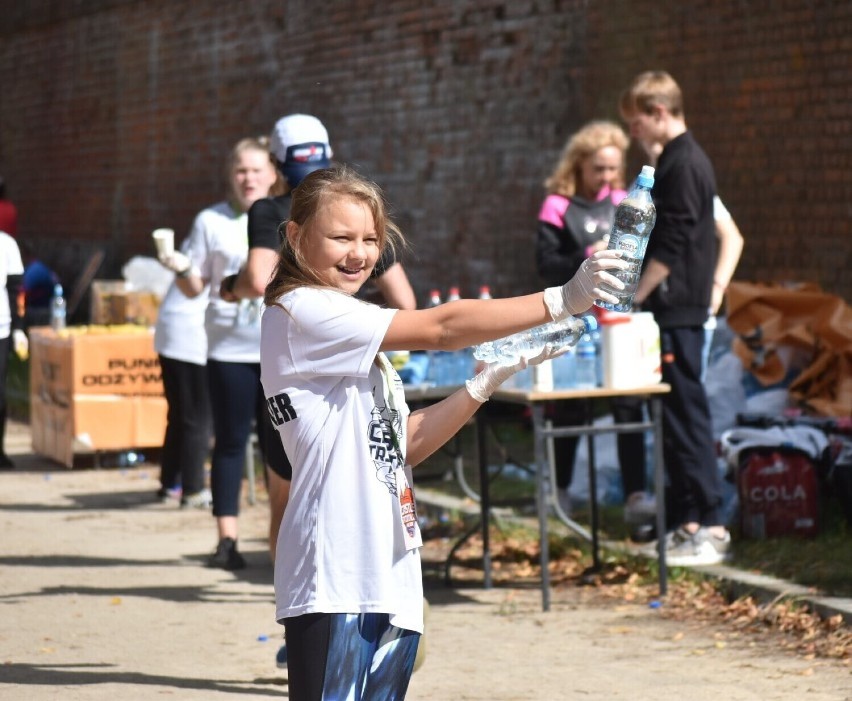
[294,195,379,294]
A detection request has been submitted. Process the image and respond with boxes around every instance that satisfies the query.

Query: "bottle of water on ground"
[595,165,657,313]
[51,283,67,331]
[473,315,598,366]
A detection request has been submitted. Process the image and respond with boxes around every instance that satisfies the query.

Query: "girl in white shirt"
[160,136,285,569]
[259,165,629,700]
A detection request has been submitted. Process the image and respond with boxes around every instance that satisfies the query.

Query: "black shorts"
[259,418,293,480]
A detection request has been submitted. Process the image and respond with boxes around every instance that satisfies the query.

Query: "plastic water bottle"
[443,287,466,384]
[425,290,444,386]
[574,333,598,389]
[595,165,657,312]
[552,347,576,388]
[473,315,598,366]
[51,283,67,331]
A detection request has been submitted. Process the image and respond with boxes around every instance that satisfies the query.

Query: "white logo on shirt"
[367,400,403,496]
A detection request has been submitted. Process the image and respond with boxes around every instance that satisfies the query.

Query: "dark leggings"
[0,335,8,455]
[158,355,210,494]
[207,359,288,516]
[284,612,420,701]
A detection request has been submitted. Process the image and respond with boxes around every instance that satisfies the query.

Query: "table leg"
[651,397,668,596]
[587,425,601,572]
[476,412,492,589]
[532,403,551,611]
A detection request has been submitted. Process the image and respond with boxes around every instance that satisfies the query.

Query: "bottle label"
[613,233,641,257]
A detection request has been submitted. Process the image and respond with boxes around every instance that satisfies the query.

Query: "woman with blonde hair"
[535,120,652,526]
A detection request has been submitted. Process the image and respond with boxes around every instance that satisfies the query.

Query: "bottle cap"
[582,315,599,333]
[636,165,655,188]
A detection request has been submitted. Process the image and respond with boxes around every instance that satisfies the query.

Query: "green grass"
[726,497,852,597]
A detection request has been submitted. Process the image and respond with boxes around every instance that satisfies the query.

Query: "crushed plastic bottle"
[473,315,597,366]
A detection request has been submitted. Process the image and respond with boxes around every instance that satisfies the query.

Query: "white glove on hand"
[159,251,192,275]
[544,249,628,319]
[465,343,565,403]
[12,329,28,360]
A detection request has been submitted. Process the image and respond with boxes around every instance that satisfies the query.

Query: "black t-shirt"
[247,195,394,277]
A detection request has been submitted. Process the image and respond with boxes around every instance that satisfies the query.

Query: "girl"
[259,165,627,700]
[159,136,286,568]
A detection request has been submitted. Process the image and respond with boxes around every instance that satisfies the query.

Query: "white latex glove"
[158,251,192,275]
[544,249,628,319]
[465,343,565,403]
[12,329,28,360]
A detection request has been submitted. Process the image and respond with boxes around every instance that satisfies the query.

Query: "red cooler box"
[736,447,820,538]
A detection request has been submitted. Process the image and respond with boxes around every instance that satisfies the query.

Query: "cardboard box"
[29,326,167,466]
[31,394,168,468]
[90,280,161,326]
[30,326,163,399]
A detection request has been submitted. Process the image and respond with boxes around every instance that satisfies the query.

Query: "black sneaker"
[207,537,247,570]
[0,453,15,470]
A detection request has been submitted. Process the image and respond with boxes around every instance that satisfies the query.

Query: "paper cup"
[152,228,174,257]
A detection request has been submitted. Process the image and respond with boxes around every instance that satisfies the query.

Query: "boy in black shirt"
[620,71,730,566]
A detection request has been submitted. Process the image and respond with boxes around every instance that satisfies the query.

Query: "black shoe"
[629,523,657,543]
[0,453,14,470]
[207,537,247,570]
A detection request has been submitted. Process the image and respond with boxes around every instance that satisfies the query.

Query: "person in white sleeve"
[258,164,628,700]
[158,135,286,569]
[0,231,27,468]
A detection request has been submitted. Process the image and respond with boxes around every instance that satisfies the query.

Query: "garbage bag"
[726,281,852,416]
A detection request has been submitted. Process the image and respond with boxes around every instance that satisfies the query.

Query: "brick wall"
[1,0,850,308]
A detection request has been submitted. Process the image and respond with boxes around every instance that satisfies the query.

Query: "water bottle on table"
[574,332,598,389]
[425,289,444,386]
[595,165,657,313]
[51,283,67,331]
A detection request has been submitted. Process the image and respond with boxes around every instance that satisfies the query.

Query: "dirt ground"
[1,434,850,700]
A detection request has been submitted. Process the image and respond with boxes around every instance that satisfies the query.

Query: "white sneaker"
[180,488,212,509]
[624,492,657,525]
[664,527,731,566]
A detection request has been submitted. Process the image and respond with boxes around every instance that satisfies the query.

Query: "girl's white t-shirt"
[260,287,423,634]
[183,201,264,363]
[0,232,24,339]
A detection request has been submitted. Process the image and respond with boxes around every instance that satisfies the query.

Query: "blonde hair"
[619,70,684,120]
[544,120,629,197]
[226,136,285,205]
[264,164,404,306]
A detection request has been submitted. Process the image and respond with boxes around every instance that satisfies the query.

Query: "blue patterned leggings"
[283,612,421,701]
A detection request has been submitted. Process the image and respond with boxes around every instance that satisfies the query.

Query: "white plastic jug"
[600,311,662,388]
